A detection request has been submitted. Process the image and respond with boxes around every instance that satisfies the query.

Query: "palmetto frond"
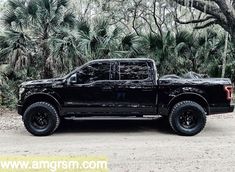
[27,0,38,18]
[8,0,25,10]
[57,0,69,8]
[77,18,122,60]
[121,34,138,50]
[94,19,109,38]
[141,33,163,52]
[119,34,142,58]
[77,18,90,35]
[39,0,51,12]
[176,30,192,45]
[3,0,30,30]
[61,11,76,28]
[49,27,83,73]
[0,30,32,69]
[2,10,18,27]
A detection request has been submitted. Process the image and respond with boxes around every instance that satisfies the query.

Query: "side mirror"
[69,73,77,84]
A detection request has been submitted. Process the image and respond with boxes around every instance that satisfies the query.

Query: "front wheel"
[169,101,207,136]
[23,102,60,136]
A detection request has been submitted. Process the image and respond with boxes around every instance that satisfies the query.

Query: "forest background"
[0,0,234,108]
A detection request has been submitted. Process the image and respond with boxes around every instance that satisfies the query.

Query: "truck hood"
[20,78,65,88]
[159,78,232,86]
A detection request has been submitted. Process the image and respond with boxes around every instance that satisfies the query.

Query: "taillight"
[224,85,233,101]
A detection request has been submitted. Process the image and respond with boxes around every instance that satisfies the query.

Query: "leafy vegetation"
[0,0,235,108]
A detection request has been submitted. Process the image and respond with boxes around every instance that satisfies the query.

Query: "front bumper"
[210,104,234,115]
[17,104,23,116]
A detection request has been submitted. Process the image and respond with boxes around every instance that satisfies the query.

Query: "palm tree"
[1,0,77,78]
[0,30,32,70]
[119,33,142,58]
[49,28,83,75]
[141,32,179,75]
[175,30,218,73]
[78,18,122,60]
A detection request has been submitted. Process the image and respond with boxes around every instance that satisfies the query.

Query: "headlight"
[19,87,25,99]
[19,87,25,94]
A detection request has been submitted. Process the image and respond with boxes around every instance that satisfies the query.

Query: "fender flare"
[22,93,62,114]
[167,93,210,115]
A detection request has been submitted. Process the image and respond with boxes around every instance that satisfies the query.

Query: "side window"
[119,62,149,80]
[77,62,110,84]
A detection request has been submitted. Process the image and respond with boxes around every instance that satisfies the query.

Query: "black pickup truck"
[17,58,234,136]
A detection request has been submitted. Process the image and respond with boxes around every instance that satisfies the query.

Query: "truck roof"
[90,58,155,63]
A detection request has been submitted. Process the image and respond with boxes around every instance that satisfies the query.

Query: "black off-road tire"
[23,102,60,136]
[169,101,207,136]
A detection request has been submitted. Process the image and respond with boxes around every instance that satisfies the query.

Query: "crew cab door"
[113,61,157,115]
[63,61,116,115]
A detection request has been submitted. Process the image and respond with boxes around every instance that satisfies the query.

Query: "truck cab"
[61,58,158,116]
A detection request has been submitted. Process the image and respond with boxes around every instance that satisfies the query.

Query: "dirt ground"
[0,109,235,172]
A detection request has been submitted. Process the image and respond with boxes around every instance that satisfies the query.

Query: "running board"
[64,115,161,121]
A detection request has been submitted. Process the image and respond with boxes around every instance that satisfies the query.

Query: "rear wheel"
[169,101,206,136]
[23,102,60,136]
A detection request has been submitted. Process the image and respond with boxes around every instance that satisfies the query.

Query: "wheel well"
[168,94,209,115]
[22,94,61,115]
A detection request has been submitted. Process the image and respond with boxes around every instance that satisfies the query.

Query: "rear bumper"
[17,104,23,116]
[210,104,234,115]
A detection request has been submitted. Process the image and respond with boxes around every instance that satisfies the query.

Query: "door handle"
[102,86,112,90]
[142,88,153,91]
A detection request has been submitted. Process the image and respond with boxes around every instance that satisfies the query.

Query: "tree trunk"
[230,30,235,46]
[222,32,229,78]
[41,41,53,79]
[41,23,53,79]
[192,58,197,73]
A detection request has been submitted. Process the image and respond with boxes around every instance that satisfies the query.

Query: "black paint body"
[17,58,234,117]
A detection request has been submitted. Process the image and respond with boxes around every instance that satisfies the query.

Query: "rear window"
[118,62,149,80]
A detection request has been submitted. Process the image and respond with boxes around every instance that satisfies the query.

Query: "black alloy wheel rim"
[179,110,198,129]
[30,111,49,129]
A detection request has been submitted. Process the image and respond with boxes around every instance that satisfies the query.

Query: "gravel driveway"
[0,109,235,172]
